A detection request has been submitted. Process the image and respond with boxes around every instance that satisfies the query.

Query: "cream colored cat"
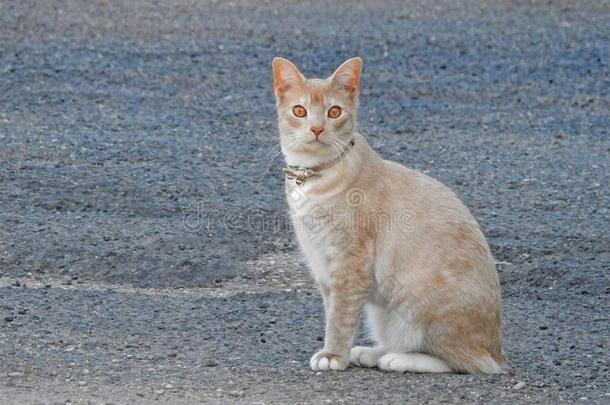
[272,57,506,374]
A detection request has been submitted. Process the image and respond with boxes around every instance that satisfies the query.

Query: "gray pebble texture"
[0,0,608,403]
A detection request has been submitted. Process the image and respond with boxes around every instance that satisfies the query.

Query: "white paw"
[378,352,410,372]
[349,346,384,368]
[310,350,348,371]
[377,352,452,373]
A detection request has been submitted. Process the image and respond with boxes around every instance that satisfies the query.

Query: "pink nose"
[311,126,324,137]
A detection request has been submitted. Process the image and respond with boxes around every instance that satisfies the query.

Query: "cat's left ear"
[329,57,362,96]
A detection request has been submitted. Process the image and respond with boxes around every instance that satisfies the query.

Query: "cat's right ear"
[272,57,305,98]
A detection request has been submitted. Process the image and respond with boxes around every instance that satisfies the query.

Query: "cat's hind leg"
[349,346,385,368]
[377,352,451,373]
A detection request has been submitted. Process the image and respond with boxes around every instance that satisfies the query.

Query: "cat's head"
[272,57,362,162]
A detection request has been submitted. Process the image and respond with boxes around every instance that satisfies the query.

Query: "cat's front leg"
[310,246,373,371]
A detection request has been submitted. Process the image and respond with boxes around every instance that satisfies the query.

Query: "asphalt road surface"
[0,1,608,403]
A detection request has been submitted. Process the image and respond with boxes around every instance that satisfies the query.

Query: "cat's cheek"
[333,116,350,132]
[286,115,304,129]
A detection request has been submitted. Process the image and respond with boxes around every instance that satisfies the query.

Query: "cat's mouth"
[284,137,334,153]
[305,138,330,145]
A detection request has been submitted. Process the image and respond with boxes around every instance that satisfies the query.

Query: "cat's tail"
[437,347,508,374]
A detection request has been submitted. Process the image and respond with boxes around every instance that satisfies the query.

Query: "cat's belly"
[366,301,425,352]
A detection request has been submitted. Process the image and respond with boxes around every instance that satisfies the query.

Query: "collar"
[283,139,355,186]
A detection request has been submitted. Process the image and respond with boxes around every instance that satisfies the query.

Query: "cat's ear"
[272,57,306,98]
[329,57,362,96]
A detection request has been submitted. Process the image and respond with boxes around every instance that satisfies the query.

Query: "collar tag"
[283,167,319,185]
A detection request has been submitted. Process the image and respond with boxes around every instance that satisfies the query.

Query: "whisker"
[330,140,342,157]
[265,133,298,157]
[254,137,301,184]
[331,138,347,157]
[266,141,283,156]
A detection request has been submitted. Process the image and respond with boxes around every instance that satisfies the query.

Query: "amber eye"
[328,106,342,119]
[292,105,307,118]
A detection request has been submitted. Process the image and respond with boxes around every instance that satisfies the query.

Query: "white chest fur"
[286,180,353,286]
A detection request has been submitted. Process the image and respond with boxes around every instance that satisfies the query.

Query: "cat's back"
[378,157,496,266]
[380,159,470,219]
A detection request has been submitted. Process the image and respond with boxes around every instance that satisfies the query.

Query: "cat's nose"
[310,126,324,137]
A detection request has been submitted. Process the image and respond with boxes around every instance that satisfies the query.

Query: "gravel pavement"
[0,1,609,403]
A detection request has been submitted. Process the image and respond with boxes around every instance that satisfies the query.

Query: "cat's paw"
[377,352,452,373]
[378,352,407,372]
[349,346,385,368]
[310,350,349,371]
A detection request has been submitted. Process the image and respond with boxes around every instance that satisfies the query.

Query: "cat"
[272,57,507,374]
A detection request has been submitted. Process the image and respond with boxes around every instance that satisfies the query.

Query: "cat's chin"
[285,141,333,154]
[282,143,339,168]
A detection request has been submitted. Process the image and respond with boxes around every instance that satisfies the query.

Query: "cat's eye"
[292,105,307,118]
[328,106,342,119]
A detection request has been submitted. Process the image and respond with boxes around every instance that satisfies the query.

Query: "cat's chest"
[287,186,354,261]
